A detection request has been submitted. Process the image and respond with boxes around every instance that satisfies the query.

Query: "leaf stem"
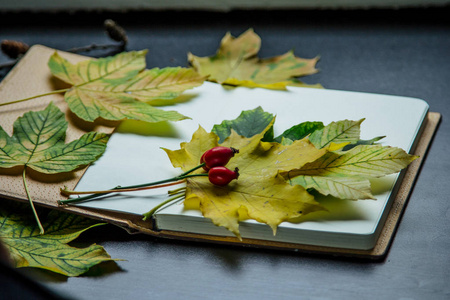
[61,180,186,197]
[22,167,44,234]
[142,192,185,221]
[168,187,187,195]
[58,164,208,205]
[0,88,69,107]
[179,163,207,177]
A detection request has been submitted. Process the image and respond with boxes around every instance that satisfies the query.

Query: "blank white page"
[75,82,428,249]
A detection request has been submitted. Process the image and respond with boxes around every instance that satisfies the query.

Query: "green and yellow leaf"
[49,50,146,86]
[164,119,328,238]
[288,175,374,200]
[282,144,418,200]
[273,121,324,143]
[48,51,205,122]
[188,28,320,90]
[309,119,364,149]
[0,103,110,233]
[212,106,274,143]
[288,145,418,178]
[0,201,115,277]
[163,107,417,237]
[0,102,109,174]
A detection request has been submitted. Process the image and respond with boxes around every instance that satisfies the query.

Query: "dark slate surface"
[0,8,449,300]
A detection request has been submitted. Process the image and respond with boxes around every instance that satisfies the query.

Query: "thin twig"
[61,180,186,196]
[0,59,18,70]
[59,164,208,205]
[66,42,126,54]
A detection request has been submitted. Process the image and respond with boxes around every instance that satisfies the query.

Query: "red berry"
[208,167,239,186]
[201,147,238,170]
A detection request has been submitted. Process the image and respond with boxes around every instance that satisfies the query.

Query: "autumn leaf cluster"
[0,28,416,273]
[0,28,322,275]
[164,108,417,238]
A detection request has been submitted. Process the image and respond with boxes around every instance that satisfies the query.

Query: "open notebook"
[74,80,429,250]
[0,45,439,258]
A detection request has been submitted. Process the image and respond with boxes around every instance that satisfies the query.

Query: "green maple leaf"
[0,103,110,233]
[0,201,115,277]
[211,106,325,144]
[188,28,321,90]
[212,106,275,143]
[273,121,324,143]
[47,50,205,122]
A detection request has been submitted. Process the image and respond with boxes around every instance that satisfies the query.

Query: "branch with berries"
[59,146,240,218]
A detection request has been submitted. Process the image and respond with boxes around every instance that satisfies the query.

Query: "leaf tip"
[271,226,278,236]
[235,232,243,241]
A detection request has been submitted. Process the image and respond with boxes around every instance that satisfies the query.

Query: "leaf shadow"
[147,93,198,107]
[289,176,395,223]
[78,260,125,278]
[26,168,78,184]
[0,166,23,176]
[114,93,199,137]
[288,196,366,223]
[20,267,69,283]
[49,76,72,91]
[0,166,83,184]
[370,176,396,195]
[66,109,121,133]
[20,260,124,283]
[115,119,181,137]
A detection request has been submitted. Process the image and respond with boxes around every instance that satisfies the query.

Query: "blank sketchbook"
[0,45,440,259]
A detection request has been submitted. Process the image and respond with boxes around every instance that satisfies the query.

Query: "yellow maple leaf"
[188,28,321,90]
[163,121,328,239]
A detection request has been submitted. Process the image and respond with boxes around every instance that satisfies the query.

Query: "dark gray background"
[0,8,449,300]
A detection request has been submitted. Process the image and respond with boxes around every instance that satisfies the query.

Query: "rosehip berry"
[200,146,239,170]
[208,166,239,186]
